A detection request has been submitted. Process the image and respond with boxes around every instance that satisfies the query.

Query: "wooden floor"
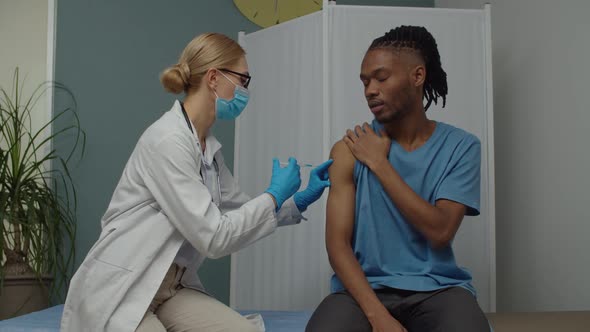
[486,311,590,332]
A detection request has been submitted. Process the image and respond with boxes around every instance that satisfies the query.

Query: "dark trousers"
[305,287,489,332]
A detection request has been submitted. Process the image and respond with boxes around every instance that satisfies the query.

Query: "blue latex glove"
[265,157,302,210]
[294,159,333,212]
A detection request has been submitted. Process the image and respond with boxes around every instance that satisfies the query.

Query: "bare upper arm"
[326,140,357,251]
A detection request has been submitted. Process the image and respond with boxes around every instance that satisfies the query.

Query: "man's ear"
[412,65,426,88]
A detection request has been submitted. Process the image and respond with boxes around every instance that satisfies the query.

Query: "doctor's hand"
[265,157,302,210]
[294,159,333,212]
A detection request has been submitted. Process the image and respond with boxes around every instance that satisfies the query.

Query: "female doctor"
[60,33,332,332]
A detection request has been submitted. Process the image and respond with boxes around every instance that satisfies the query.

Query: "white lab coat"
[60,101,303,332]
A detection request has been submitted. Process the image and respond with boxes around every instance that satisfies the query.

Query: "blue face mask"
[214,72,250,120]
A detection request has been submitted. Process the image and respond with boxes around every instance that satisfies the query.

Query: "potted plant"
[0,68,85,319]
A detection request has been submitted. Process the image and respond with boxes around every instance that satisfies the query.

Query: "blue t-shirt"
[331,120,481,295]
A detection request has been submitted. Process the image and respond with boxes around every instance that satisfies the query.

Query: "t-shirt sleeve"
[435,136,481,216]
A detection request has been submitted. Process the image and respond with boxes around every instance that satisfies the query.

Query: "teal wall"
[55,0,433,306]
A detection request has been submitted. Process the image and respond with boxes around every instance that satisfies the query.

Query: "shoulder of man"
[438,122,481,148]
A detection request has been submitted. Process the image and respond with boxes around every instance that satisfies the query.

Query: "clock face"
[234,0,322,28]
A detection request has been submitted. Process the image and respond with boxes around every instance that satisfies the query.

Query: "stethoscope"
[180,103,222,206]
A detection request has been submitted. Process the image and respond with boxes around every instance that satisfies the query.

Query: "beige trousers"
[135,264,258,332]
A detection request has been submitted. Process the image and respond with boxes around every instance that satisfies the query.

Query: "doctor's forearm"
[266,193,278,209]
[274,198,305,227]
[203,195,278,258]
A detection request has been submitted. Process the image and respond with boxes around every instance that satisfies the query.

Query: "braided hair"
[369,26,447,111]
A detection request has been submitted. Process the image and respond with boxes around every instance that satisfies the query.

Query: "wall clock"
[234,0,323,28]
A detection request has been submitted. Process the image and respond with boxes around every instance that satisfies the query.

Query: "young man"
[306,26,490,332]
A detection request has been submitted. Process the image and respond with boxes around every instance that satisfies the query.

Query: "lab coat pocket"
[78,258,132,326]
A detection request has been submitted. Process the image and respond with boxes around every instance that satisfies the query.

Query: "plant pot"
[0,274,52,319]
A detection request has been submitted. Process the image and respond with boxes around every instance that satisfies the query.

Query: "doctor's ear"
[205,68,219,90]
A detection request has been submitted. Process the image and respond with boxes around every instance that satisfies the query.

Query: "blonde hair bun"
[160,63,190,94]
[160,33,245,94]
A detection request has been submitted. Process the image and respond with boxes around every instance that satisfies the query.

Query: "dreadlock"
[369,26,447,111]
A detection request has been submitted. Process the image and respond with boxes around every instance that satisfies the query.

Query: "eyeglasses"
[219,68,251,89]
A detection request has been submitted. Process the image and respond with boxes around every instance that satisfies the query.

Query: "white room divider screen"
[231,1,495,313]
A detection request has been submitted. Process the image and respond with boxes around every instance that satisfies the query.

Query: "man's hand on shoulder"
[343,122,391,170]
